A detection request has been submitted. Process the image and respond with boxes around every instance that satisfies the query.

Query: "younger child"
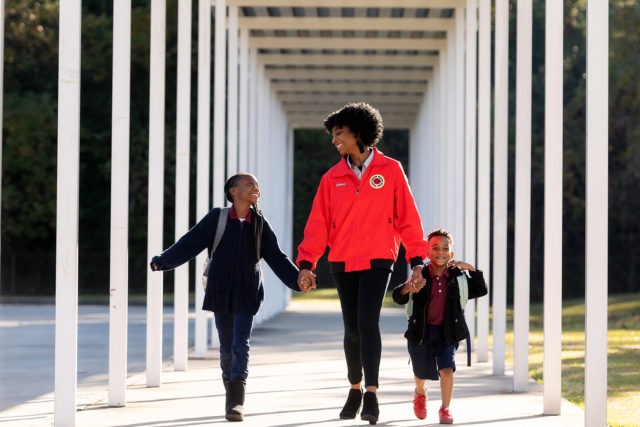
[150,173,315,422]
[392,228,487,424]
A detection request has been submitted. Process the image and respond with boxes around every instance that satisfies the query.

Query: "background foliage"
[1,0,638,301]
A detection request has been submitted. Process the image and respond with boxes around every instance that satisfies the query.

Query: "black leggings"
[332,269,391,388]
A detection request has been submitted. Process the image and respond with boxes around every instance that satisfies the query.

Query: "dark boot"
[225,380,245,422]
[223,379,230,413]
[360,391,379,424]
[339,388,363,419]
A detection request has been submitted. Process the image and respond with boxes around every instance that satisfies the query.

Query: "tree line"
[1,0,638,301]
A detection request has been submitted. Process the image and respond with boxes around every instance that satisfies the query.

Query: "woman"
[296,102,427,424]
[151,173,315,422]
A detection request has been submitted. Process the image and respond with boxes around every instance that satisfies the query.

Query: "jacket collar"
[229,205,253,223]
[332,147,389,178]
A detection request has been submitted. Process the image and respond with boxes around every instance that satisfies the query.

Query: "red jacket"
[297,148,428,273]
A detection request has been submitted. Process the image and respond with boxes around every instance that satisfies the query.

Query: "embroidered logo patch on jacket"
[369,174,385,189]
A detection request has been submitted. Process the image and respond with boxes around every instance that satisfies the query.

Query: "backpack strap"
[202,207,230,289]
[456,272,472,366]
[211,207,229,255]
[457,272,469,310]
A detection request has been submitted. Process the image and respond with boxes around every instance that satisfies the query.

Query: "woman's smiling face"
[331,125,359,157]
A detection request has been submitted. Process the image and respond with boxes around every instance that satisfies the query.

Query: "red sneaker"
[412,391,427,420]
[439,405,453,424]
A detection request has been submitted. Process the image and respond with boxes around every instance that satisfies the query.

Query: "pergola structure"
[49,0,609,426]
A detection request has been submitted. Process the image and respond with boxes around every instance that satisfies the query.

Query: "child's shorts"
[407,324,457,381]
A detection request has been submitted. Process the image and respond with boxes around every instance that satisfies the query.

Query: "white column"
[543,0,563,415]
[238,29,249,171]
[248,53,259,173]
[146,0,166,387]
[108,0,131,406]
[492,0,508,376]
[464,0,478,339]
[173,0,192,372]
[434,64,444,227]
[210,0,227,347]
[55,0,81,424]
[194,0,212,358]
[513,0,532,392]
[226,5,239,175]
[454,6,466,248]
[0,0,4,288]
[476,0,491,363]
[447,28,460,233]
[584,1,609,425]
[213,0,227,207]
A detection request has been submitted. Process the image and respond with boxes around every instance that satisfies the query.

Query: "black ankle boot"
[360,391,379,424]
[339,388,363,419]
[225,380,245,422]
[223,379,230,413]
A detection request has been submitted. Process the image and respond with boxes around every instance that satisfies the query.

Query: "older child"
[392,228,487,424]
[151,173,315,422]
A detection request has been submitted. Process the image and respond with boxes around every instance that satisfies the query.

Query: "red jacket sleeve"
[296,173,332,270]
[393,163,428,265]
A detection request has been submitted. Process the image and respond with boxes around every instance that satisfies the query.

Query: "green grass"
[502,292,640,427]
[296,289,640,427]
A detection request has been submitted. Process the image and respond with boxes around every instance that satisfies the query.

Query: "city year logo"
[369,174,385,189]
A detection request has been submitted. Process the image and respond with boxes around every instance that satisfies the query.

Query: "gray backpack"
[201,207,229,290]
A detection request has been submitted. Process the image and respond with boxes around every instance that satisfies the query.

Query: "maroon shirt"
[427,264,448,325]
[229,205,253,223]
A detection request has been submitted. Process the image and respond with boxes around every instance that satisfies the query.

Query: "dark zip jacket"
[151,207,301,315]
[392,266,487,345]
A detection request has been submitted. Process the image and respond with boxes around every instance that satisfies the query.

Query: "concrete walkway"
[0,300,584,426]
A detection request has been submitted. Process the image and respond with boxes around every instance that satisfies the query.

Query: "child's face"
[231,175,260,205]
[427,235,453,268]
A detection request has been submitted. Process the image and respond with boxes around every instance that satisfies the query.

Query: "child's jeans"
[214,311,254,382]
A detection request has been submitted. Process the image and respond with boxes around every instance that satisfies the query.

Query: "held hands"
[404,265,426,294]
[297,269,317,293]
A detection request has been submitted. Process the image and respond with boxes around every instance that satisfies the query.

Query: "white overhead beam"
[282,103,418,114]
[264,68,431,80]
[238,17,453,32]
[279,92,423,103]
[258,53,439,66]
[250,36,446,51]
[270,81,428,92]
[290,118,414,129]
[228,0,460,7]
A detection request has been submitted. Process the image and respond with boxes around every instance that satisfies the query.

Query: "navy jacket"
[151,207,300,315]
